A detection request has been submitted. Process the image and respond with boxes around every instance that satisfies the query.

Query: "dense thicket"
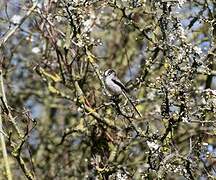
[0,0,216,179]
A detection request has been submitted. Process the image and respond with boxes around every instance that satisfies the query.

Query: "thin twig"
[0,70,22,137]
[0,108,12,180]
[0,1,38,47]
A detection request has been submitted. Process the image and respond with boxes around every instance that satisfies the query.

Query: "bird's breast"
[105,78,122,95]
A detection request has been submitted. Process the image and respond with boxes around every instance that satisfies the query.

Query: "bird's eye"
[108,70,114,75]
[104,69,114,76]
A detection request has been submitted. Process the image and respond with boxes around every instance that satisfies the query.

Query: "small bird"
[103,69,142,117]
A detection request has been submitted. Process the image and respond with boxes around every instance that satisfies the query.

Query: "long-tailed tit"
[103,69,142,117]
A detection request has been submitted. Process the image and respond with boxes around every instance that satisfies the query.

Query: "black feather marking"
[122,92,142,118]
[111,77,142,117]
[111,78,128,92]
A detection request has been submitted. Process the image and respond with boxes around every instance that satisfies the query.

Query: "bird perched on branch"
[103,69,142,117]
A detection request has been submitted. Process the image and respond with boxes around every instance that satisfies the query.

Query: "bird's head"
[104,69,116,77]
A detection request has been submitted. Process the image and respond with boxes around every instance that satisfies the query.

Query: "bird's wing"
[112,77,142,117]
[111,78,128,92]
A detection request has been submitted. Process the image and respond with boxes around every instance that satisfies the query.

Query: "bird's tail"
[122,91,142,118]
